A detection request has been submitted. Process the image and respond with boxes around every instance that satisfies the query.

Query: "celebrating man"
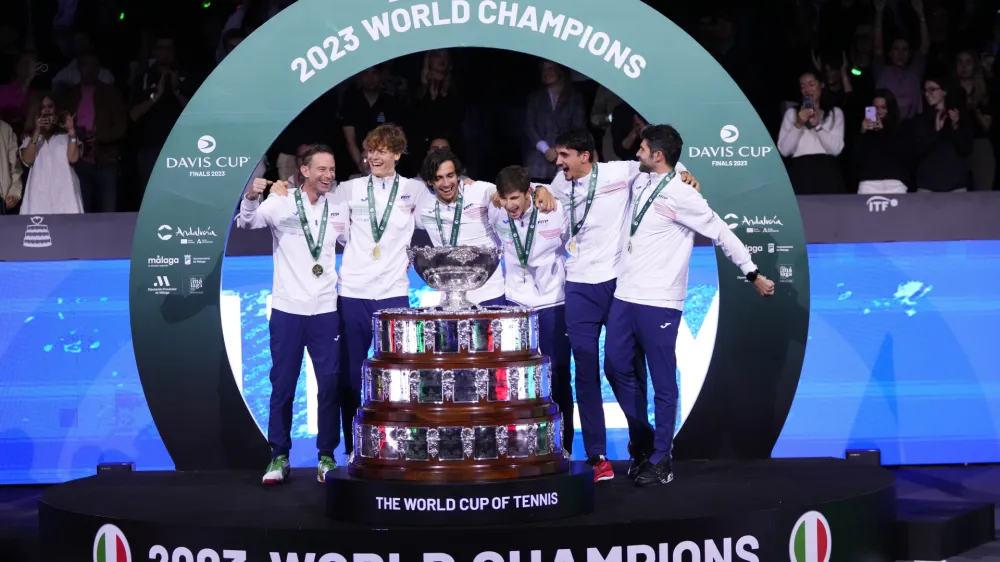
[489,165,575,451]
[415,148,558,306]
[545,128,698,483]
[605,124,774,487]
[300,124,433,461]
[236,144,346,485]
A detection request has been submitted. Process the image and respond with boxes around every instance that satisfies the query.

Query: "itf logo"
[866,195,898,212]
[197,135,217,154]
[93,523,131,562]
[720,125,739,144]
[789,511,831,562]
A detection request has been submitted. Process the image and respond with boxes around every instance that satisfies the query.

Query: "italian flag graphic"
[790,511,831,562]
[93,524,131,562]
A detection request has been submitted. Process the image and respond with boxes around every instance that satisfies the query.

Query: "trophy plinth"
[348,245,570,482]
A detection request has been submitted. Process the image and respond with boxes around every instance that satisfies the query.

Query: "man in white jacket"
[605,125,774,487]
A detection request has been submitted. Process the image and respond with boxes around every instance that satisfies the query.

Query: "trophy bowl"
[407,245,503,310]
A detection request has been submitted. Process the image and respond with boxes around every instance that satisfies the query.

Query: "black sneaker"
[634,458,673,487]
[627,441,650,480]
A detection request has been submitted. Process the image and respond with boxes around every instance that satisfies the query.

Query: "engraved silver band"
[372,310,540,356]
[353,416,565,462]
[362,359,552,405]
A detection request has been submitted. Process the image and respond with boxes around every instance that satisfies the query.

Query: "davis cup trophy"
[348,245,570,482]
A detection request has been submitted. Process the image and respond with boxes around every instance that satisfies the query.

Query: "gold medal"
[568,238,577,254]
[312,264,324,277]
[373,244,381,259]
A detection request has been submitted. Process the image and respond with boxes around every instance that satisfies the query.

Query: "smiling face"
[799,72,822,100]
[302,152,336,195]
[366,146,398,177]
[873,96,889,121]
[501,188,532,220]
[431,160,460,203]
[636,139,659,173]
[924,80,946,108]
[554,146,591,181]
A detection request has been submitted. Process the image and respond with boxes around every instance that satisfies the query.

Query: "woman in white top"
[19,93,84,214]
[777,70,847,194]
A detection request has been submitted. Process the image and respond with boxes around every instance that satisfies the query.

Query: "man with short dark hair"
[490,165,575,451]
[606,125,774,487]
[237,144,347,485]
[546,128,698,483]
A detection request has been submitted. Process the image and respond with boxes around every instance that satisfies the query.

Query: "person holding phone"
[854,90,912,195]
[777,70,847,194]
[18,93,84,214]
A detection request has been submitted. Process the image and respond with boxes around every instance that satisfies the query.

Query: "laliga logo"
[197,135,217,154]
[93,523,131,562]
[721,125,739,143]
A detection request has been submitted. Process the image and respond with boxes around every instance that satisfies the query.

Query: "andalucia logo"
[789,510,831,562]
[93,523,132,562]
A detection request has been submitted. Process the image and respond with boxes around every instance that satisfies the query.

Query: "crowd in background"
[2,0,1000,216]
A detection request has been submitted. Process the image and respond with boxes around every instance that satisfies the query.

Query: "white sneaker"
[347,451,355,465]
[262,455,290,485]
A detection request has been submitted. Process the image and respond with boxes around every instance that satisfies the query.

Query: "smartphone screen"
[803,96,813,109]
[865,106,877,121]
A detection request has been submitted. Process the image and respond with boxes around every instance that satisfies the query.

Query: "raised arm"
[236,179,279,229]
[815,107,845,156]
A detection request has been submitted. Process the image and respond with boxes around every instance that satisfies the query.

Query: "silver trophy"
[407,245,503,310]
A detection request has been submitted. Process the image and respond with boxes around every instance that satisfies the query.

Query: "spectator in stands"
[872,0,929,121]
[0,51,42,133]
[955,49,995,191]
[590,85,623,163]
[0,118,22,215]
[910,76,974,192]
[777,70,847,194]
[62,52,127,213]
[427,137,451,154]
[409,49,465,160]
[854,89,912,194]
[340,65,404,176]
[218,28,246,63]
[610,102,648,161]
[18,93,83,214]
[129,30,194,200]
[524,60,585,182]
[848,24,877,89]
[50,30,115,93]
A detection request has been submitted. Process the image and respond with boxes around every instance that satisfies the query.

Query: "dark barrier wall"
[4,193,998,262]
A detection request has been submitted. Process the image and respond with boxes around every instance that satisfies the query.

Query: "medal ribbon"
[434,190,464,246]
[629,170,676,237]
[508,195,538,269]
[367,174,400,245]
[570,163,598,237]
[294,189,329,261]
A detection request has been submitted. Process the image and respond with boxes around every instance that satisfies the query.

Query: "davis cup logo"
[720,125,739,144]
[790,511,831,562]
[93,523,131,562]
[198,135,217,154]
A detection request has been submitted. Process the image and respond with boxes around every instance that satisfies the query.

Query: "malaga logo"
[93,523,131,562]
[789,510,831,562]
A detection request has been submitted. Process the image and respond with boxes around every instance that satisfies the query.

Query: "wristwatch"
[746,270,760,283]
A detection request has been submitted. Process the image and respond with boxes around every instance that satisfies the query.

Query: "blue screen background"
[1,240,998,484]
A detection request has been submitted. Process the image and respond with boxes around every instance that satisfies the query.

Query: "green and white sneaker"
[317,455,336,483]
[262,455,290,485]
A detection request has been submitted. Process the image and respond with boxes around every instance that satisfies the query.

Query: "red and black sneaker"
[587,455,614,482]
